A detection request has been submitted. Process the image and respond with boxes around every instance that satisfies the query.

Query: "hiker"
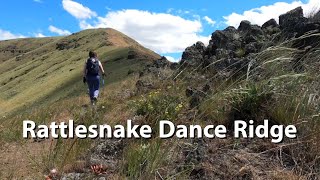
[83,51,105,105]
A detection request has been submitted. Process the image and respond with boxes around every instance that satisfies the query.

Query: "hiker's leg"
[93,76,100,98]
[87,78,95,101]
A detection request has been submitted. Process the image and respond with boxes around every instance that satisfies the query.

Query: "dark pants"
[86,75,100,101]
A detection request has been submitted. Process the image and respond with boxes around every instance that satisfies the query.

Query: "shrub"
[124,139,164,179]
[131,91,183,121]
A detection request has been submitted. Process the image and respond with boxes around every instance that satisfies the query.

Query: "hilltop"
[0,28,160,116]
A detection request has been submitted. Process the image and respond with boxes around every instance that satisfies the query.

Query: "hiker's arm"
[99,61,105,75]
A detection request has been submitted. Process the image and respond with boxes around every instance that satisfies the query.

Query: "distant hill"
[0,28,160,116]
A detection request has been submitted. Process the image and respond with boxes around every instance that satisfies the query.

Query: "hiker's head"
[89,51,97,58]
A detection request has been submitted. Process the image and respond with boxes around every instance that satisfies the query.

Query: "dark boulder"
[238,21,264,36]
[207,26,240,55]
[238,20,252,32]
[170,62,179,70]
[279,7,307,36]
[262,19,279,29]
[279,7,304,28]
[181,41,206,66]
[250,25,264,36]
[154,56,170,68]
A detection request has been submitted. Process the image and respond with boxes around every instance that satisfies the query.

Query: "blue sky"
[0,0,318,61]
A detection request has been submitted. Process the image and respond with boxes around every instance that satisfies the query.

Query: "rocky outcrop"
[181,41,206,66]
[279,7,306,33]
[279,7,320,38]
[180,7,320,78]
[262,19,279,29]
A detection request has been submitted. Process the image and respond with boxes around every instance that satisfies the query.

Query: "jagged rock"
[238,20,252,32]
[279,7,304,27]
[250,25,264,36]
[170,62,179,70]
[140,56,174,78]
[278,7,320,39]
[262,19,279,29]
[208,26,240,54]
[181,41,206,66]
[299,22,320,36]
[180,7,319,81]
[239,21,264,36]
[154,56,170,68]
[279,7,307,36]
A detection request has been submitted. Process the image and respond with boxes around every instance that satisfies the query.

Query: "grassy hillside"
[1,7,320,179]
[0,28,160,116]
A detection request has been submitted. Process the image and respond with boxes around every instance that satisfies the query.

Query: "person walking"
[83,51,105,105]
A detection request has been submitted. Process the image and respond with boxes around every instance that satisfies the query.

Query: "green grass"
[0,28,159,117]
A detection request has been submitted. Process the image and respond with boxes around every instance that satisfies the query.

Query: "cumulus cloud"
[62,0,97,19]
[0,29,25,40]
[203,16,216,26]
[79,9,210,53]
[49,25,71,36]
[224,0,320,28]
[35,33,46,37]
[33,0,43,3]
[165,56,180,62]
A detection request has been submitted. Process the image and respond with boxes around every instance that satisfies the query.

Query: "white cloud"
[224,0,320,28]
[33,0,43,3]
[62,0,97,20]
[0,29,25,40]
[165,56,180,62]
[80,9,210,53]
[35,33,46,37]
[203,16,216,26]
[49,25,71,36]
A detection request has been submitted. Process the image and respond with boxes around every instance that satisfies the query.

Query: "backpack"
[86,58,100,75]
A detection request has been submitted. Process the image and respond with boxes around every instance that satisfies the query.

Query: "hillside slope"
[0,28,160,116]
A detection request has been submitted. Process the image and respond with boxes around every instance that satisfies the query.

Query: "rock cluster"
[180,7,320,77]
